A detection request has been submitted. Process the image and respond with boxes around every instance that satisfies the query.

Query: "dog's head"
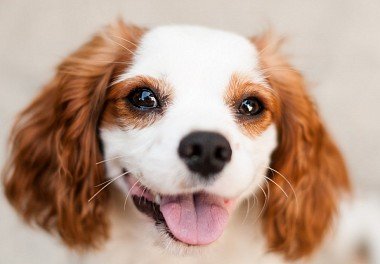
[3,21,350,260]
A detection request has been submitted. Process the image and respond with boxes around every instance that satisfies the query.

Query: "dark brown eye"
[238,97,264,116]
[127,88,159,110]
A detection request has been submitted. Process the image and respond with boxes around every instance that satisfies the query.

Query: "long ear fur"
[2,21,144,249]
[252,32,350,260]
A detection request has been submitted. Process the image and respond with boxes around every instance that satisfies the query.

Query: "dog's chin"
[122,171,236,251]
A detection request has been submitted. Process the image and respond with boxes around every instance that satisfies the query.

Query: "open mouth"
[124,173,234,246]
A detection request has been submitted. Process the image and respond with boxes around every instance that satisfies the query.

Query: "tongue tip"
[195,205,229,245]
[160,194,230,246]
[173,207,229,246]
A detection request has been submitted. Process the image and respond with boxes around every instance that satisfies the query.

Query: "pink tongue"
[160,192,230,245]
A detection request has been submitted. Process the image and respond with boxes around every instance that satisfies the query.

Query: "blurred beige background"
[0,0,379,263]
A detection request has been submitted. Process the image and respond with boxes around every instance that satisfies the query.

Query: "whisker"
[94,177,116,188]
[242,197,250,224]
[242,193,259,225]
[265,178,270,203]
[88,170,130,202]
[96,140,154,166]
[253,194,258,212]
[110,34,139,48]
[255,183,268,222]
[96,155,126,165]
[266,167,299,211]
[93,169,135,188]
[123,179,141,211]
[104,36,136,56]
[264,176,288,198]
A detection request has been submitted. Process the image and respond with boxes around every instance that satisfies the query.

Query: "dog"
[2,20,350,263]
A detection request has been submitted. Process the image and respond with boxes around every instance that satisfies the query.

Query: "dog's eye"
[127,88,159,109]
[238,97,264,116]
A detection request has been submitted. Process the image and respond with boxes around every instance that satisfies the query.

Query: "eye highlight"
[127,88,160,110]
[238,97,264,116]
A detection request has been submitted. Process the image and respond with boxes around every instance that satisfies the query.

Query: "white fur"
[97,25,281,263]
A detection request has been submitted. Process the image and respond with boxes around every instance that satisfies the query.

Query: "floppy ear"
[251,32,350,260]
[2,21,144,249]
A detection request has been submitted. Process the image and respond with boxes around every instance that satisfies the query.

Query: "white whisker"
[124,179,141,211]
[96,140,154,166]
[110,34,139,48]
[105,36,136,56]
[242,197,250,224]
[255,183,268,222]
[94,177,116,188]
[252,194,258,210]
[93,168,135,187]
[264,179,270,202]
[88,170,130,202]
[96,155,126,165]
[264,176,288,198]
[266,167,299,211]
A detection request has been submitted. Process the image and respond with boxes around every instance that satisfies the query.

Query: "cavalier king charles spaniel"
[3,20,350,263]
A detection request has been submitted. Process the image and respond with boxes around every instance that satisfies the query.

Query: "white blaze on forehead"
[102,25,278,199]
[120,25,264,91]
[118,25,266,133]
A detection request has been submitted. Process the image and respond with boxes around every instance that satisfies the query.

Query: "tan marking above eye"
[101,75,173,129]
[224,73,280,136]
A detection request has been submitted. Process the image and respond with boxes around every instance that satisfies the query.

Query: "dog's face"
[3,21,350,260]
[101,26,278,246]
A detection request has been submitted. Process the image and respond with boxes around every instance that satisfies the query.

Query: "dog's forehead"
[122,26,263,92]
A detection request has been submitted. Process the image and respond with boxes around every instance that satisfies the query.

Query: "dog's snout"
[178,131,232,178]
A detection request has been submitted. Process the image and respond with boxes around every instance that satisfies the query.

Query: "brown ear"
[252,32,350,259]
[2,21,144,249]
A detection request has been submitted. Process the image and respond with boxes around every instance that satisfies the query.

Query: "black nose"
[178,131,232,178]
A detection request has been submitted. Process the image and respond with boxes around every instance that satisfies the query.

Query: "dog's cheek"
[134,131,190,193]
[209,124,278,198]
[99,128,151,175]
[99,122,188,194]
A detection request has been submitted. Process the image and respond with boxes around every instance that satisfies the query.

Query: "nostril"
[214,146,231,162]
[191,144,202,159]
[179,143,203,160]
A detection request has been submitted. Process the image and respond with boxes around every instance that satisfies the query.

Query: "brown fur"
[103,75,173,129]
[2,21,144,249]
[225,73,280,136]
[252,32,350,260]
[2,22,350,260]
